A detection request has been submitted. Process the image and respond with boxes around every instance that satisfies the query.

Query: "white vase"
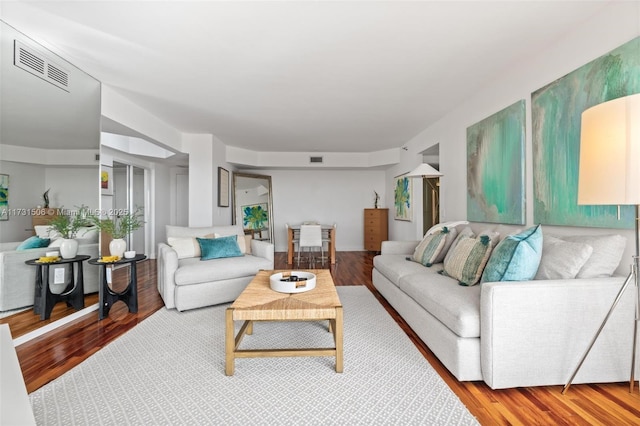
[60,238,79,259]
[109,238,127,258]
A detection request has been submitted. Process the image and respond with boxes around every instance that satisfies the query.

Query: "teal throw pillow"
[197,235,242,260]
[16,236,51,250]
[481,225,543,283]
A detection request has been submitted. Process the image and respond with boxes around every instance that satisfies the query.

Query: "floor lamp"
[562,93,640,394]
[406,163,444,235]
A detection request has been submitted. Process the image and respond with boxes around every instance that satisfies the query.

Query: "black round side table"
[25,255,90,320]
[88,254,147,320]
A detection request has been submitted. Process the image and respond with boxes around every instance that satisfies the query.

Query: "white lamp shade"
[406,163,443,178]
[578,93,640,205]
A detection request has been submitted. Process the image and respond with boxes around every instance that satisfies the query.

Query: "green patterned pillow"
[413,229,446,266]
[442,232,498,286]
[412,227,457,266]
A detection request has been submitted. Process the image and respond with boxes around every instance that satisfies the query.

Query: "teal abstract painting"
[467,100,526,225]
[532,37,639,228]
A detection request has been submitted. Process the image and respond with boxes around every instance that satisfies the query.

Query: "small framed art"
[218,167,229,207]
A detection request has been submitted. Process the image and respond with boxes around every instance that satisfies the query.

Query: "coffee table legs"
[225,308,235,376]
[333,306,343,373]
[225,307,344,376]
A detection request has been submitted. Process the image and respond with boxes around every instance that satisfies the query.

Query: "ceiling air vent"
[14,40,70,92]
[310,156,323,164]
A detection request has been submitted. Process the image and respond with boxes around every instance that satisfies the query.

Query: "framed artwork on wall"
[0,174,8,221]
[218,167,229,207]
[467,99,526,225]
[101,165,113,196]
[532,37,639,229]
[394,174,412,221]
[241,203,268,230]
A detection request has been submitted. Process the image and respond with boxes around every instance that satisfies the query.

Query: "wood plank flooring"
[4,252,639,425]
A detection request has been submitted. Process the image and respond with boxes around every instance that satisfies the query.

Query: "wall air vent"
[14,40,70,92]
[310,156,323,163]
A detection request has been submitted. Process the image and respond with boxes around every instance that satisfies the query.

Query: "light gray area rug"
[30,286,478,425]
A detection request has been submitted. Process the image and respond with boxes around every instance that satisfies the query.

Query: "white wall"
[245,169,386,252]
[45,167,97,212]
[389,2,640,275]
[0,162,98,243]
[0,161,46,242]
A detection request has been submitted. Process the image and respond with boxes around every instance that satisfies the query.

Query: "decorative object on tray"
[270,271,316,293]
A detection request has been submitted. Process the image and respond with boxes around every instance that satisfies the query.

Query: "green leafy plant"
[89,207,144,239]
[48,213,83,239]
[47,205,95,238]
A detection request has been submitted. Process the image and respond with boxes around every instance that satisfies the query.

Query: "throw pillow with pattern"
[412,226,458,266]
[442,232,498,286]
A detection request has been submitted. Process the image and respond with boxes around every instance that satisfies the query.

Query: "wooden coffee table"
[225,270,343,376]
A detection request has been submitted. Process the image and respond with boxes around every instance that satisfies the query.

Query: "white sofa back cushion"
[534,236,593,280]
[561,234,626,278]
[165,225,248,258]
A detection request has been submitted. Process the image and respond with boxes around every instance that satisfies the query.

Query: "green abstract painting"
[394,175,412,221]
[467,100,526,225]
[532,37,640,228]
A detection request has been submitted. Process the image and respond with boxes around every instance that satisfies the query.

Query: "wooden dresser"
[31,208,59,231]
[364,208,388,252]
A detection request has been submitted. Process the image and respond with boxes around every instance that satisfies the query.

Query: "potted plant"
[48,213,83,259]
[89,207,144,257]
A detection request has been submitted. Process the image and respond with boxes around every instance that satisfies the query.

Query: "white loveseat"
[372,223,638,389]
[157,225,274,311]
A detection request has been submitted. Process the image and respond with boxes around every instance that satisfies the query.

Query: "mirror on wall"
[232,173,274,244]
[0,21,101,333]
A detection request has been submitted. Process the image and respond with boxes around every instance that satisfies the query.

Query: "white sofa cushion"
[535,236,593,280]
[560,234,626,278]
[174,254,272,286]
[373,254,441,287]
[399,272,481,338]
[168,237,202,259]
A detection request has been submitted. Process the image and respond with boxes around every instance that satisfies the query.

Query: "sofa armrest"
[380,240,419,255]
[157,243,179,309]
[480,276,636,389]
[251,239,274,265]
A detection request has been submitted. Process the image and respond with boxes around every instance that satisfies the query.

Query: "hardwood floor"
[5,252,639,425]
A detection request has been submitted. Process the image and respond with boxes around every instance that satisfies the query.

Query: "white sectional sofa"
[0,241,99,312]
[157,225,274,311]
[372,223,638,389]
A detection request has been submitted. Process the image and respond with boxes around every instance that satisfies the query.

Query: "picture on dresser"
[0,174,8,221]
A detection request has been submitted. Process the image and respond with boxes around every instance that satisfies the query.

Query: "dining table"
[287,224,336,265]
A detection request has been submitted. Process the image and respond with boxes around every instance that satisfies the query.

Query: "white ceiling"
[1,1,611,153]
